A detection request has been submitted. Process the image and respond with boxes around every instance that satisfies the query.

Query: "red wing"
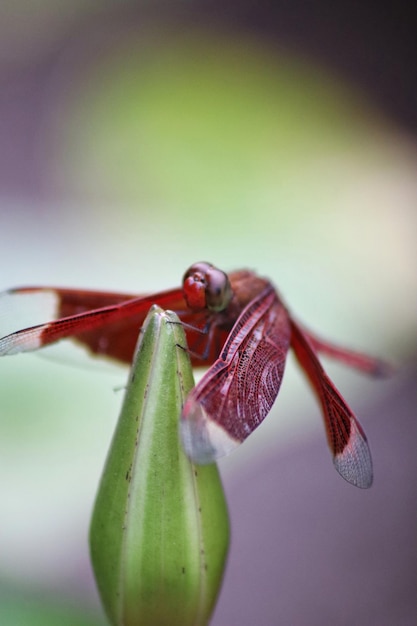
[0,286,219,366]
[7,286,141,315]
[300,324,392,377]
[0,269,266,367]
[290,319,373,488]
[181,286,291,463]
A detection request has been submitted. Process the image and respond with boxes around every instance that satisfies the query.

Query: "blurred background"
[0,2,416,625]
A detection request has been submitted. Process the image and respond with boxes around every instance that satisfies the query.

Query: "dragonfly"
[0,261,390,488]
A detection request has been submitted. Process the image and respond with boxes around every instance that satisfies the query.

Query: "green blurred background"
[0,2,416,625]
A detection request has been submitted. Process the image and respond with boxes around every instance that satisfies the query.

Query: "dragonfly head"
[183,262,233,313]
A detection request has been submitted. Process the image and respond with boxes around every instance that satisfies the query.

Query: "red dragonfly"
[0,262,389,488]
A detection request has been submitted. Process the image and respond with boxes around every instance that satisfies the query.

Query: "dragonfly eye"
[183,262,233,313]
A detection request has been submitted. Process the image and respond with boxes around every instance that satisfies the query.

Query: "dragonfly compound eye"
[182,262,232,312]
[204,266,232,313]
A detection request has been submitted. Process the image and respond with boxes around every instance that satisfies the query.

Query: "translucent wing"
[301,325,393,377]
[0,286,210,365]
[181,286,291,463]
[290,319,373,488]
[0,270,270,367]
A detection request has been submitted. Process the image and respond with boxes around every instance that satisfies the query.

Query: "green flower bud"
[90,305,229,626]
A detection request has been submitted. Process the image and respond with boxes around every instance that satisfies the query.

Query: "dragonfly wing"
[299,323,392,377]
[181,287,291,463]
[8,285,138,310]
[290,319,373,488]
[0,287,189,365]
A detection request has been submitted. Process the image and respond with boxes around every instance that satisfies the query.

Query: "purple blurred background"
[1,2,417,199]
